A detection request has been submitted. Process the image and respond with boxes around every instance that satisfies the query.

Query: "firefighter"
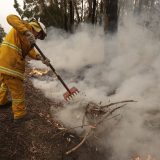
[0,14,50,123]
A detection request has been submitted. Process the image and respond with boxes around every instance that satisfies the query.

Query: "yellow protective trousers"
[0,73,26,119]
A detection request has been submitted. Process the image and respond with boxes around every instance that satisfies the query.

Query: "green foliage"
[21,0,39,19]
[13,0,65,29]
[40,4,64,28]
[14,0,23,16]
[0,25,6,43]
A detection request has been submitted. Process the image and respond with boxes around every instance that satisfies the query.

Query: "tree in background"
[13,0,100,32]
[14,0,23,16]
[0,25,6,44]
[14,0,61,27]
[13,0,160,35]
[13,0,70,31]
[104,0,118,33]
[14,0,117,32]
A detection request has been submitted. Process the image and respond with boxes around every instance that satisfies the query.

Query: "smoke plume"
[29,15,160,159]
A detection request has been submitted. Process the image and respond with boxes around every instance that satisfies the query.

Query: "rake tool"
[34,44,79,101]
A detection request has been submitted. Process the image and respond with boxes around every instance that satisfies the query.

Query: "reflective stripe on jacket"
[1,41,22,55]
[0,14,39,80]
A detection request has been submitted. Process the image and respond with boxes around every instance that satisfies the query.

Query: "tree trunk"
[54,0,59,4]
[38,0,58,26]
[74,0,81,23]
[64,0,68,31]
[99,0,103,25]
[38,0,46,13]
[92,0,96,24]
[48,0,54,6]
[138,0,143,14]
[81,0,84,21]
[69,0,74,33]
[87,0,92,22]
[53,0,59,9]
[104,0,118,34]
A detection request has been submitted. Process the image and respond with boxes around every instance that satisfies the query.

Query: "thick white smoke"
[29,15,160,159]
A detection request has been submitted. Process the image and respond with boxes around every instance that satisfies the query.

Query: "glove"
[37,55,50,66]
[24,30,36,44]
[42,58,50,66]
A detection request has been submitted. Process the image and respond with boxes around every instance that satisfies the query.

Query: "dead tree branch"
[65,127,92,155]
[100,100,137,109]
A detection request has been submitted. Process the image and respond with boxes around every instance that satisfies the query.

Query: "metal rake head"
[63,87,79,101]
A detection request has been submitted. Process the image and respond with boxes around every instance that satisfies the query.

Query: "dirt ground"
[0,66,106,160]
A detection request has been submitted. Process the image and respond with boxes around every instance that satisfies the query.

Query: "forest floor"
[0,65,107,160]
[0,65,159,160]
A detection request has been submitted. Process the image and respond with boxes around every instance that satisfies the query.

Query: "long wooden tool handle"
[34,43,71,93]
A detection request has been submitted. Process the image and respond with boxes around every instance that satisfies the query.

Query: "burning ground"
[0,65,106,160]
[1,15,160,160]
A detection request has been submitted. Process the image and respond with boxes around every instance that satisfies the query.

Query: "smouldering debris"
[132,155,156,160]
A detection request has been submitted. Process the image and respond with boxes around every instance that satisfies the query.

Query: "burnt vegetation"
[0,0,160,160]
[0,64,136,160]
[0,66,106,160]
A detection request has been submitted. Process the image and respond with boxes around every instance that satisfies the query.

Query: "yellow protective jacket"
[0,14,39,80]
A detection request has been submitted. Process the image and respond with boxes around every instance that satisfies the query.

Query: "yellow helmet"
[29,21,41,32]
[29,21,47,39]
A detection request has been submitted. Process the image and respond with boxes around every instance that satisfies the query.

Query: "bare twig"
[100,100,137,109]
[65,127,92,155]
[97,104,127,125]
[60,100,136,155]
[82,104,90,128]
[106,114,121,121]
[52,124,96,138]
